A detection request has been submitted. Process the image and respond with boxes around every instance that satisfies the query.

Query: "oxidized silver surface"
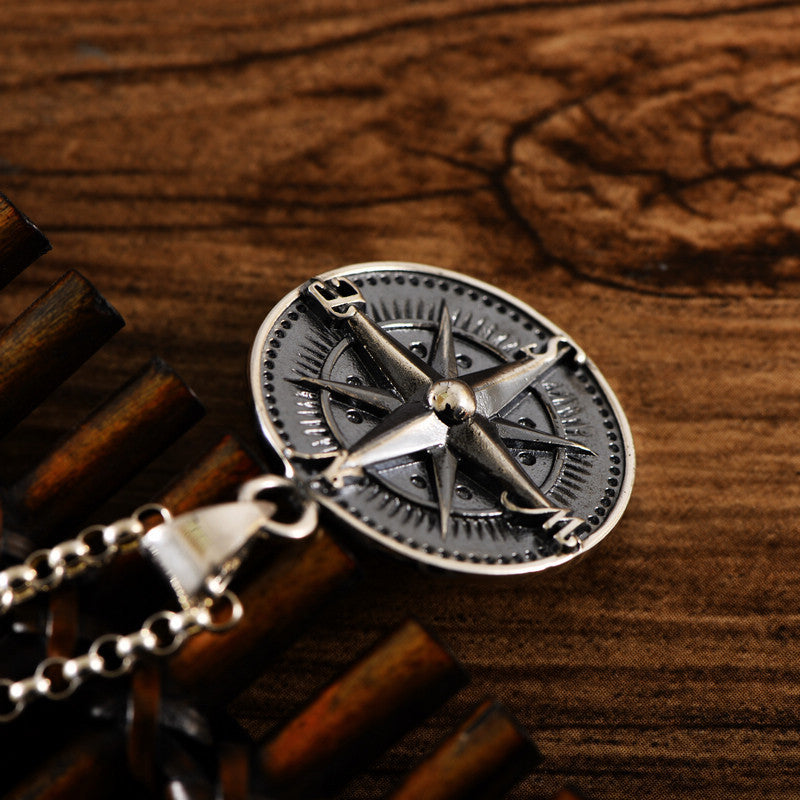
[250,262,634,575]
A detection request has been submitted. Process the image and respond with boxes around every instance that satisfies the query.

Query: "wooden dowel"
[257,618,467,798]
[89,434,264,629]
[4,358,204,545]
[385,700,542,800]
[0,515,356,799]
[0,439,265,797]
[0,271,124,438]
[167,528,358,705]
[157,434,262,515]
[0,193,50,291]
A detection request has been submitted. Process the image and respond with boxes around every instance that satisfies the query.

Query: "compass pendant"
[250,262,634,575]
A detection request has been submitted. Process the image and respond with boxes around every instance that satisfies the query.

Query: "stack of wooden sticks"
[0,192,585,800]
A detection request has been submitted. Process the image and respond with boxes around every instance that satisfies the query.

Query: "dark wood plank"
[1,2,798,797]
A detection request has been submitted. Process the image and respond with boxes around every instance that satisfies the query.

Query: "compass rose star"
[296,280,595,540]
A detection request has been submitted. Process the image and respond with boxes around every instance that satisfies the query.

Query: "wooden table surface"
[2,2,799,798]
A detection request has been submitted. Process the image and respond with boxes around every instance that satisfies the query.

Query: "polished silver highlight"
[0,577,242,722]
[0,482,316,723]
[142,482,318,608]
[251,262,635,575]
[0,504,172,616]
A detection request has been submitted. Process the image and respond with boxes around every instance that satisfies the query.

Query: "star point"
[300,283,592,532]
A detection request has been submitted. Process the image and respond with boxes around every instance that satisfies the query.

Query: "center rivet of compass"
[426,379,477,425]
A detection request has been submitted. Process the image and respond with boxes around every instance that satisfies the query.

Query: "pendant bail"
[141,479,318,609]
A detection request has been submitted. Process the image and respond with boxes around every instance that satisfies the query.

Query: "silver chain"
[0,477,319,724]
[0,589,242,722]
[0,503,244,723]
[0,503,172,615]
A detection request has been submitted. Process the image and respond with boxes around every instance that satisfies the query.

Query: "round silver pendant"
[250,262,634,575]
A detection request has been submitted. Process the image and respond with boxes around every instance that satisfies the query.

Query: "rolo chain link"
[0,502,244,723]
[0,503,172,616]
[0,476,318,724]
[0,589,242,722]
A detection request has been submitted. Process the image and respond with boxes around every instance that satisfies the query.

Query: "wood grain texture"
[167,529,358,706]
[1,438,266,799]
[4,358,204,544]
[258,619,466,797]
[86,434,263,630]
[0,2,799,798]
[0,269,123,437]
